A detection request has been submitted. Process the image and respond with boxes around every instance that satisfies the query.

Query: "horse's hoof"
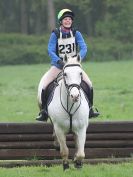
[74,160,83,169]
[63,161,69,171]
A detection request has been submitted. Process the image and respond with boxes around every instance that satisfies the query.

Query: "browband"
[64,64,81,69]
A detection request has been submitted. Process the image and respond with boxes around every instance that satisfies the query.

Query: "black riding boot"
[36,89,48,122]
[81,81,100,118]
[88,87,100,118]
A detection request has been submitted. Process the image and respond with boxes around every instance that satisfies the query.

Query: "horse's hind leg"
[54,125,69,170]
[74,128,87,168]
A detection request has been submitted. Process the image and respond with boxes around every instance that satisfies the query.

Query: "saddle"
[45,72,63,106]
[45,72,90,106]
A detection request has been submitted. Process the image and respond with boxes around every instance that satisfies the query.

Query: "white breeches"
[37,66,62,105]
[82,70,92,87]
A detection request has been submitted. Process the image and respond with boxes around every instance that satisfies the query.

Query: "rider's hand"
[57,59,65,69]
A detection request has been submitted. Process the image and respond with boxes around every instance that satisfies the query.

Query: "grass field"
[0,162,133,177]
[0,60,133,122]
[0,60,133,176]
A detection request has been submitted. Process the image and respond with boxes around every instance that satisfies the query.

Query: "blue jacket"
[48,29,87,69]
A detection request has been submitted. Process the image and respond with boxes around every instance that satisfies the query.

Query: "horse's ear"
[77,54,81,62]
[64,54,67,62]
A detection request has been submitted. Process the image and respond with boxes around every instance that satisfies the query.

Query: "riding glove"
[57,59,65,69]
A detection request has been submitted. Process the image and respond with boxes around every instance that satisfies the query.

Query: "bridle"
[63,63,82,93]
[60,63,83,133]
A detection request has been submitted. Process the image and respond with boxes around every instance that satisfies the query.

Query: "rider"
[36,9,99,121]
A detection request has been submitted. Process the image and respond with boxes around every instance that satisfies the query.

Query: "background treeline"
[0,0,133,65]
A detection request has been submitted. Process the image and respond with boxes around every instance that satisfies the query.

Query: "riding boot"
[89,87,100,118]
[81,81,100,118]
[36,89,48,122]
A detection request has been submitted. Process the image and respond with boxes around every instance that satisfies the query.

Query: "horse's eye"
[80,72,82,76]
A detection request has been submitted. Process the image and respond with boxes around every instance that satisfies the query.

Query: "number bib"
[58,30,77,59]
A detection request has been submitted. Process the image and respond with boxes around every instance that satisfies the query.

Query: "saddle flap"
[45,81,57,106]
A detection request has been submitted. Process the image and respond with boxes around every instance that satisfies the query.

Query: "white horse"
[47,55,89,170]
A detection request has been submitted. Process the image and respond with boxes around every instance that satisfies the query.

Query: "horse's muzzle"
[69,86,80,103]
[71,94,79,102]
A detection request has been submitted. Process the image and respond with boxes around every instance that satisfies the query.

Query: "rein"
[60,63,82,133]
[60,82,81,115]
[60,83,81,133]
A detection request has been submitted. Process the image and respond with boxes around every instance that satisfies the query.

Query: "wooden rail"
[0,121,133,162]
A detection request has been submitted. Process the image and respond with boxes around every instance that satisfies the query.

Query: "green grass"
[0,60,133,122]
[0,162,133,177]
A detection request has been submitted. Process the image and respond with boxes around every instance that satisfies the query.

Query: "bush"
[86,37,133,61]
[0,33,49,65]
[0,33,133,65]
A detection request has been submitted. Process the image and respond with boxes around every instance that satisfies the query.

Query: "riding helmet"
[57,9,74,22]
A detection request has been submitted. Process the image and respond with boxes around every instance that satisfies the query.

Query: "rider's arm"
[48,32,60,64]
[75,31,87,60]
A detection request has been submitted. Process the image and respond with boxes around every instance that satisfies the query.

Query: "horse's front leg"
[54,125,69,170]
[74,127,87,168]
[53,131,60,150]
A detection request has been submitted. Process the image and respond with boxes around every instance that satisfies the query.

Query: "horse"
[40,55,89,170]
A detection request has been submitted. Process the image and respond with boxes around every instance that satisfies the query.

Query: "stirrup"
[89,107,100,119]
[36,109,48,121]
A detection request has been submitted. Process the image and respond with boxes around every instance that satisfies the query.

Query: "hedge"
[0,33,49,65]
[0,33,132,65]
[87,37,133,61]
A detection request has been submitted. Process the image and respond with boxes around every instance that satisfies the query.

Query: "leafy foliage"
[0,33,49,65]
[0,0,133,42]
[0,1,133,65]
[0,33,132,65]
[96,0,133,42]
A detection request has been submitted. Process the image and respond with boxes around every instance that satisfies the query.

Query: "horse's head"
[63,55,82,102]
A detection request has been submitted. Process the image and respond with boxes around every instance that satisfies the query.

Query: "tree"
[31,0,44,35]
[47,0,56,32]
[20,0,29,34]
[96,0,133,42]
[54,0,106,36]
[0,0,132,41]
[0,0,20,32]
